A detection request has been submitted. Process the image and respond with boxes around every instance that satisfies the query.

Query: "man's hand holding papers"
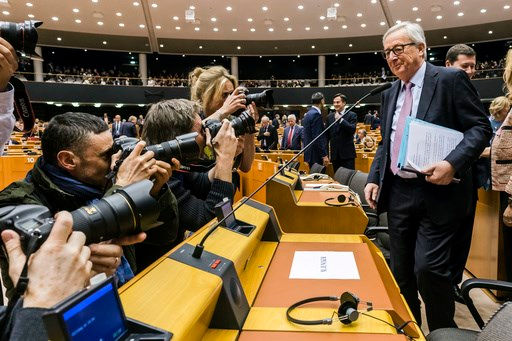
[422,160,456,185]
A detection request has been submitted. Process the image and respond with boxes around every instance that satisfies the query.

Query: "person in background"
[272,114,280,129]
[302,92,329,167]
[280,114,303,150]
[355,128,367,144]
[281,114,288,127]
[103,113,109,125]
[364,110,374,125]
[445,44,477,80]
[111,115,122,139]
[257,116,278,150]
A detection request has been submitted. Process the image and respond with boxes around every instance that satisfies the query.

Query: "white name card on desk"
[289,251,360,280]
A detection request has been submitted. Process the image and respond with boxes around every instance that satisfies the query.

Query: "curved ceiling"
[3,0,512,54]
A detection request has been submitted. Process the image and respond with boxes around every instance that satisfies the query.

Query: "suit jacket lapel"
[416,62,439,121]
[384,80,401,140]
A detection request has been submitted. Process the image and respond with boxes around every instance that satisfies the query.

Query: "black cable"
[361,312,421,340]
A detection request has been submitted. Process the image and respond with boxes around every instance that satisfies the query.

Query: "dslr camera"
[0,20,42,59]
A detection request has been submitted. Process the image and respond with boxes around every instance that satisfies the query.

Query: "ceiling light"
[139,24,145,28]
[412,7,418,11]
[199,45,203,49]
[247,18,253,22]
[97,21,104,25]
[284,17,289,21]
[57,37,62,41]
[380,21,386,25]
[155,25,161,29]
[488,30,493,34]
[323,26,329,30]
[115,104,124,108]
[159,44,164,47]
[342,24,347,29]
[213,27,218,31]
[151,3,158,8]
[92,0,98,2]
[28,14,35,18]
[232,28,237,31]
[349,43,353,47]
[26,2,33,6]
[356,13,362,17]
[334,3,340,7]
[320,15,325,20]
[94,103,101,108]
[268,27,274,32]
[194,27,199,31]
[396,20,402,24]
[173,16,179,20]
[361,23,366,27]
[458,12,464,16]
[287,27,292,31]
[75,19,81,23]
[72,103,79,107]
[226,6,232,11]
[505,5,511,10]
[443,35,447,39]
[116,12,122,16]
[55,104,63,107]
[51,16,59,21]
[262,6,268,11]
[73,8,79,13]
[189,5,195,10]
[416,17,422,22]
[102,41,107,45]
[119,23,125,27]
[298,5,304,10]
[211,17,217,22]
[311,45,315,49]
[2,10,9,15]
[133,2,140,6]
[175,26,181,30]
[305,26,310,30]
[436,15,442,19]
[453,0,460,5]
[237,46,241,50]
[480,8,487,13]
[250,28,255,32]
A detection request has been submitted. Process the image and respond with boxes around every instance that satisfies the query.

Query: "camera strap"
[10,77,36,133]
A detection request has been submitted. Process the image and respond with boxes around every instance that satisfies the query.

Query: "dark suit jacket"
[272,118,280,129]
[257,124,278,150]
[112,121,123,138]
[302,107,328,165]
[363,113,374,125]
[368,62,492,217]
[120,122,137,138]
[326,110,357,161]
[281,125,303,150]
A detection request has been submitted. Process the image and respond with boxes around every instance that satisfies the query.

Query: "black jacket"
[302,107,328,165]
[326,110,357,161]
[257,124,278,150]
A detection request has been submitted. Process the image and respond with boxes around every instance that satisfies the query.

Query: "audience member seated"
[355,128,367,144]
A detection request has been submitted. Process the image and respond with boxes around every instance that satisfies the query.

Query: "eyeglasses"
[381,42,417,59]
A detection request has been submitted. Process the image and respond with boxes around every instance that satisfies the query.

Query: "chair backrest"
[309,163,326,174]
[477,302,512,341]
[333,167,357,185]
[348,171,369,205]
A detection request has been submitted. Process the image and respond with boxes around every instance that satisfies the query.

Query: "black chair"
[333,166,357,185]
[426,279,512,341]
[309,163,326,174]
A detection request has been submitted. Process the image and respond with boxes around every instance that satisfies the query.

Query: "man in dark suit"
[363,110,374,125]
[256,116,278,150]
[302,92,329,167]
[112,114,122,139]
[272,114,281,129]
[364,22,491,331]
[280,114,302,151]
[120,116,138,138]
[326,93,357,171]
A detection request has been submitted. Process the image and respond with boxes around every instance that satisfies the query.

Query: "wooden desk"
[0,155,39,190]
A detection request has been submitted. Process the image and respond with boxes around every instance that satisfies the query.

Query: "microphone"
[191,83,392,259]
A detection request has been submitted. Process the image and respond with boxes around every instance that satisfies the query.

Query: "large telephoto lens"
[0,20,42,56]
[70,180,160,244]
[246,89,274,108]
[146,132,200,163]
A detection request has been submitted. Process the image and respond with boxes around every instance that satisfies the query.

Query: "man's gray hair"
[383,21,427,48]
[288,114,296,121]
[261,115,269,122]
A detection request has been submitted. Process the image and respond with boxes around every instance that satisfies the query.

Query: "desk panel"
[239,331,407,341]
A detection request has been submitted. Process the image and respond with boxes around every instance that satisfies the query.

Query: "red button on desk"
[211,259,221,269]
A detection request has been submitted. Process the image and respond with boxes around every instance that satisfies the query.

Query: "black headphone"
[324,194,356,207]
[286,292,373,325]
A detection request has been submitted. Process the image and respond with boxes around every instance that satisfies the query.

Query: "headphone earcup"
[338,292,360,325]
[337,194,347,203]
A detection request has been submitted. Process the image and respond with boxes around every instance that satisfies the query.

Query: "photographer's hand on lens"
[207,120,237,182]
[0,37,18,91]
[149,160,172,198]
[115,141,158,187]
[248,102,259,123]
[213,87,247,120]
[0,211,92,309]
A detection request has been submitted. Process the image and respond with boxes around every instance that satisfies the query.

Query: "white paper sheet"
[289,251,360,280]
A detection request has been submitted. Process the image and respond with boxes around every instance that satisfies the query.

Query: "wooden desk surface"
[239,331,408,341]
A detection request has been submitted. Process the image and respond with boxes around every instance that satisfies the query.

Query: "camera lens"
[0,20,42,57]
[246,89,274,108]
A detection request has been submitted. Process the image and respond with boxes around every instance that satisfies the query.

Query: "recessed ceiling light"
[116,12,122,16]
[92,0,98,2]
[436,15,442,19]
[173,16,179,20]
[443,35,447,39]
[320,15,325,20]
[262,6,268,11]
[232,28,237,31]
[396,20,402,24]
[247,18,253,22]
[334,3,340,7]
[250,28,255,32]
[97,21,104,25]
[133,2,140,6]
[305,26,310,30]
[287,27,292,31]
[480,8,487,13]
[75,19,81,23]
[213,27,219,31]
[416,17,422,22]
[412,7,418,11]
[226,6,232,11]
[189,5,195,10]
[488,30,493,34]
[237,46,241,49]
[175,26,180,30]
[155,25,161,29]
[139,24,145,28]
[73,8,79,13]
[361,23,366,28]
[298,5,304,10]
[28,14,35,18]
[311,45,315,49]
[380,21,385,25]
[323,26,329,30]
[342,24,348,29]
[151,3,158,8]
[26,2,33,6]
[194,27,200,31]
[199,45,203,49]
[51,16,59,21]
[357,13,362,17]
[102,41,107,45]
[211,17,217,22]
[458,12,464,16]
[505,5,511,10]
[453,0,460,5]
[57,37,62,41]
[2,10,9,15]
[349,43,353,47]
[371,0,377,3]
[159,44,164,47]
[119,23,125,27]
[268,27,274,32]
[284,17,289,21]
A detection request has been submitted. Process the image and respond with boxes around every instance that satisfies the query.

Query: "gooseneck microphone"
[192,82,392,258]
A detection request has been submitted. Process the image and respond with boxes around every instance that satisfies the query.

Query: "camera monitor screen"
[61,281,127,341]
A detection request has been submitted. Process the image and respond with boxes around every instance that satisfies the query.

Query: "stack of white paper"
[289,251,360,280]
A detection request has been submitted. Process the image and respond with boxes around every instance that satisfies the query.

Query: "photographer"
[0,112,179,297]
[0,38,18,155]
[0,211,91,340]
[189,66,258,183]
[141,99,237,250]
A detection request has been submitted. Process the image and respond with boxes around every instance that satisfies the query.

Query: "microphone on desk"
[191,82,392,259]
